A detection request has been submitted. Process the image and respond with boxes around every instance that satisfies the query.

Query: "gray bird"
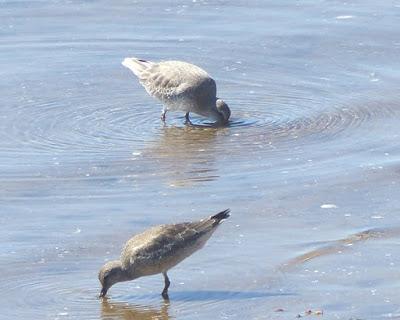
[98,209,230,299]
[122,58,231,125]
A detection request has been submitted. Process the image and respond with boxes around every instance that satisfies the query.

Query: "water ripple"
[5,97,398,155]
[229,91,400,145]
[1,96,159,156]
[2,269,99,319]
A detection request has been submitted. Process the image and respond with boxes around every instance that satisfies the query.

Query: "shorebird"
[98,209,230,299]
[122,57,231,125]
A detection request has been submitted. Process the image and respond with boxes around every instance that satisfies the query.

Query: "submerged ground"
[1,1,400,319]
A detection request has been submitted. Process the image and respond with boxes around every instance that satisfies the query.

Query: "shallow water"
[1,0,400,319]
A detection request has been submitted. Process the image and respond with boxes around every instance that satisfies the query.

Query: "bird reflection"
[141,125,226,186]
[101,298,170,320]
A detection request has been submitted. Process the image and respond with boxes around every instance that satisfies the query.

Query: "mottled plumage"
[122,58,231,124]
[98,209,230,298]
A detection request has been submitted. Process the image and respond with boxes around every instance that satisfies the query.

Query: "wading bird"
[98,209,230,299]
[122,58,231,125]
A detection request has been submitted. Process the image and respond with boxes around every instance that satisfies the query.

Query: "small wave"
[280,226,400,271]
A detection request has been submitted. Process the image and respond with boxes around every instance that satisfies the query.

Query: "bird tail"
[122,57,153,77]
[210,209,230,225]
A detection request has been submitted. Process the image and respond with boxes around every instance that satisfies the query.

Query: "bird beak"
[99,287,108,298]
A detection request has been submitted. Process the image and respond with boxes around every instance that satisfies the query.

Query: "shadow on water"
[184,117,257,128]
[280,226,400,270]
[123,290,290,302]
[101,298,170,320]
[168,290,292,301]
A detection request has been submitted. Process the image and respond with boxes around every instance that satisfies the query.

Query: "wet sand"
[1,0,400,319]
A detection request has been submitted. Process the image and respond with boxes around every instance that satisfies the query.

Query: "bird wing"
[122,58,214,101]
[120,219,218,270]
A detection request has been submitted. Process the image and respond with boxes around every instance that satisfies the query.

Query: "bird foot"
[161,291,170,300]
[184,112,193,126]
[161,110,167,122]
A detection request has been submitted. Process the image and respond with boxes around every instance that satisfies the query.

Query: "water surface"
[1,0,400,319]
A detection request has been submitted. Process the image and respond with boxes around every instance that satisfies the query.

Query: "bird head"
[216,99,231,124]
[98,260,126,298]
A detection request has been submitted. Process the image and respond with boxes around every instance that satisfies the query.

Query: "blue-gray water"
[1,1,400,319]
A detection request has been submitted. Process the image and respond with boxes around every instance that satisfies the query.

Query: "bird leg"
[161,110,167,122]
[184,112,192,125]
[161,271,170,299]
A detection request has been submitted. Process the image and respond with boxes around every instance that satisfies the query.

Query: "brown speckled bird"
[98,209,230,299]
